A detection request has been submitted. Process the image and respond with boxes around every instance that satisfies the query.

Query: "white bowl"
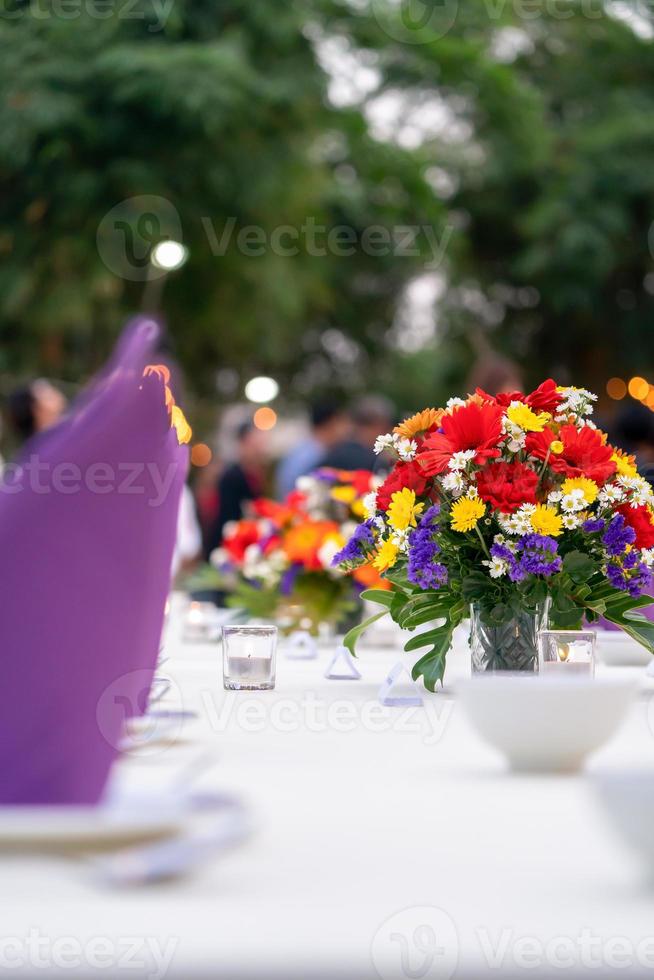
[594,773,654,873]
[596,630,652,668]
[457,674,637,772]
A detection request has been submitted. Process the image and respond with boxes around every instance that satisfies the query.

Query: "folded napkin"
[0,318,188,804]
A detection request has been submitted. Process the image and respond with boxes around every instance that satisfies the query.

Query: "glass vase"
[469,600,551,673]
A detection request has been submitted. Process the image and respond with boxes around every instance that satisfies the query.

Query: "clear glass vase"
[469,600,551,673]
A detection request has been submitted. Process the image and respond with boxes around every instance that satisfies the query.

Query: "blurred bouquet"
[211,469,387,634]
[335,382,654,688]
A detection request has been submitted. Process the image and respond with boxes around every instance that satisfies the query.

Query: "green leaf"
[409,626,454,691]
[360,588,395,610]
[343,610,388,658]
[562,551,596,584]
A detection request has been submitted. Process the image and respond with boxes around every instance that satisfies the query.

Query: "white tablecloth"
[2,598,654,979]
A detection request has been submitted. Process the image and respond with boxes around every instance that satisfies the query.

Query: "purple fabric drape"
[0,318,187,804]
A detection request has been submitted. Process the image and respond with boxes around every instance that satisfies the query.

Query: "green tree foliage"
[1,0,654,410]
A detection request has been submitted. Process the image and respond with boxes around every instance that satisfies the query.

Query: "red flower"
[476,461,539,514]
[526,425,616,485]
[477,379,562,415]
[376,461,428,512]
[617,505,654,550]
[418,402,504,476]
[222,520,262,562]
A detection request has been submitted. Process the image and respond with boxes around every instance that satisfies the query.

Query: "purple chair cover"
[0,318,188,804]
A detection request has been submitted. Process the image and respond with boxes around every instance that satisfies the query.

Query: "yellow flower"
[550,440,564,454]
[506,404,551,432]
[450,496,486,533]
[530,505,563,537]
[351,499,366,518]
[331,486,357,504]
[394,408,443,439]
[611,450,638,478]
[171,405,192,445]
[560,477,599,505]
[372,538,399,572]
[386,488,425,531]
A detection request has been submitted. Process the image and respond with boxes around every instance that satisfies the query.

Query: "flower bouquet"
[334,382,654,689]
[211,469,387,634]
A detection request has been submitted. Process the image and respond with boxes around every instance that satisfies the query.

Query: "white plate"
[0,793,184,848]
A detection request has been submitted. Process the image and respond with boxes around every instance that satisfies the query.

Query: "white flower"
[244,543,262,562]
[317,538,343,569]
[448,449,476,471]
[442,471,466,497]
[362,492,378,518]
[599,484,625,506]
[374,433,396,455]
[548,490,563,503]
[517,503,537,515]
[507,436,526,453]
[396,438,418,462]
[641,549,654,567]
[561,489,586,513]
[483,557,508,579]
[512,507,535,535]
[466,485,480,499]
[446,397,466,411]
[561,512,582,530]
[391,528,410,551]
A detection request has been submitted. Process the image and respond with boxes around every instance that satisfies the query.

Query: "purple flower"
[332,519,375,566]
[606,563,628,591]
[495,534,562,582]
[280,563,302,595]
[407,505,447,590]
[582,517,606,534]
[602,514,636,557]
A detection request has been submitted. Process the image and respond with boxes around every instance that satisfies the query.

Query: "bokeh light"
[253,407,277,430]
[245,376,279,403]
[190,442,212,466]
[606,377,627,400]
[151,240,189,271]
[628,376,649,400]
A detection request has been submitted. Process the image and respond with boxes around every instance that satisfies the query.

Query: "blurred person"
[6,379,67,444]
[276,399,349,498]
[193,455,222,547]
[466,353,524,397]
[322,395,395,471]
[206,421,266,554]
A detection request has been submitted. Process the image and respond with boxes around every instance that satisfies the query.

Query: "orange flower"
[394,408,443,440]
[352,564,391,589]
[283,521,341,570]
